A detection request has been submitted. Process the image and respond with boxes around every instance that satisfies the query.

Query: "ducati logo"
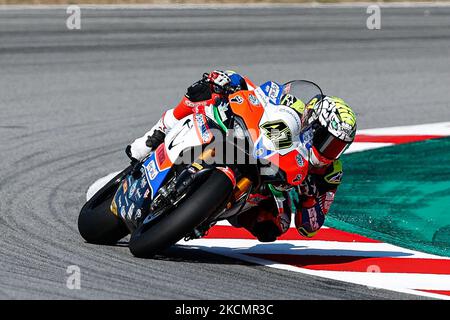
[230,95,244,104]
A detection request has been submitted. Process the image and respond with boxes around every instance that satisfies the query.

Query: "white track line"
[358,121,450,136]
[177,245,450,300]
[346,142,393,153]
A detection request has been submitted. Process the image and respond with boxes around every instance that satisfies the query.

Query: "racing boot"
[126,109,178,162]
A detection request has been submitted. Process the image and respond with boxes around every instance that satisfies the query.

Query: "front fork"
[195,148,253,205]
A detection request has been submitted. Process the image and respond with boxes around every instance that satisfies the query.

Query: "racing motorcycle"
[78,80,323,258]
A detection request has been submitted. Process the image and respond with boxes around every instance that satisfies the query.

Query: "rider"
[126,70,357,242]
[233,94,357,242]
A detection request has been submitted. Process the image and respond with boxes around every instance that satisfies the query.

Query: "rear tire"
[78,167,131,244]
[129,171,233,258]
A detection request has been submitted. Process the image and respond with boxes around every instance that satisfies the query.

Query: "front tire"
[78,167,131,244]
[129,171,234,258]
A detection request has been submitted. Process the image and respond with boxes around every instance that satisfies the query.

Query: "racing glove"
[145,129,165,150]
[298,175,318,198]
[203,70,233,95]
[293,174,325,237]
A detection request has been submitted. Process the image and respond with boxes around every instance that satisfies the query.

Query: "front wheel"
[129,170,234,258]
[78,167,131,244]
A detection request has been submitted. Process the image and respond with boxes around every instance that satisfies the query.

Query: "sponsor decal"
[300,127,313,146]
[293,174,303,184]
[145,160,159,180]
[110,199,118,216]
[253,137,274,159]
[195,114,212,143]
[249,94,259,106]
[191,162,203,171]
[126,203,135,220]
[140,177,147,188]
[260,120,293,149]
[279,105,301,129]
[255,87,268,108]
[230,95,244,104]
[296,154,304,167]
[195,113,205,126]
[129,180,138,198]
[193,105,205,114]
[201,131,211,143]
[280,93,295,107]
[188,166,197,174]
[135,209,142,221]
[120,206,126,219]
[255,148,265,157]
[246,193,270,206]
[268,82,280,101]
[156,144,166,167]
[325,171,343,184]
[122,180,128,193]
[184,99,209,108]
[306,206,320,231]
[135,189,142,199]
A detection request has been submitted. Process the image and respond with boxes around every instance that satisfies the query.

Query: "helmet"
[203,70,247,95]
[225,70,248,92]
[300,96,357,167]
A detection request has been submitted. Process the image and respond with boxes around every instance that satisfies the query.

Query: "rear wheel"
[78,167,131,244]
[129,171,233,258]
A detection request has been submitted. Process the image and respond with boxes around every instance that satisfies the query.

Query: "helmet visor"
[313,125,349,160]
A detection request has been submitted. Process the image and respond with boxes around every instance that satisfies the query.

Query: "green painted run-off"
[327,137,450,257]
